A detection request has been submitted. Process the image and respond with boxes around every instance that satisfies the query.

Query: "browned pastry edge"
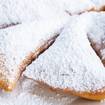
[65,5,105,16]
[0,35,58,91]
[99,5,105,11]
[57,88,105,101]
[35,81,105,101]
[65,7,95,16]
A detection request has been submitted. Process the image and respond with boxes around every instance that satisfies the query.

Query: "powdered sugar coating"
[85,12,105,62]
[0,76,77,105]
[0,0,105,26]
[91,0,105,7]
[0,12,69,85]
[55,0,94,14]
[85,12,105,44]
[47,0,105,14]
[25,12,105,92]
[0,0,66,25]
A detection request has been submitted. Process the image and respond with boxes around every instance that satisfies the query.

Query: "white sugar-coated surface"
[0,0,67,25]
[55,0,94,14]
[0,0,105,26]
[0,12,69,83]
[85,12,105,44]
[86,12,105,60]
[0,76,77,105]
[91,0,105,7]
[25,12,105,92]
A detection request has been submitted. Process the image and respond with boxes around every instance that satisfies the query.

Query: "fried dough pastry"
[25,13,105,100]
[0,13,69,91]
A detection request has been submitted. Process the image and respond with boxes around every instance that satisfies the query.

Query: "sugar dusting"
[0,0,105,103]
[0,0,68,26]
[0,0,105,26]
[57,0,105,14]
[0,12,69,84]
[86,12,105,64]
[0,76,78,105]
[25,12,105,92]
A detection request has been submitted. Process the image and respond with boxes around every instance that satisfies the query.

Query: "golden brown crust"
[66,6,105,16]
[98,5,105,11]
[0,35,58,91]
[0,80,16,91]
[58,88,105,101]
[36,81,105,101]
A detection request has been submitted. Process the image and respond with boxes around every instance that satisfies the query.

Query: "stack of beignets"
[0,0,105,103]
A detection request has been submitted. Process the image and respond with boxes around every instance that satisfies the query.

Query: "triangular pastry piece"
[25,14,105,100]
[0,13,69,91]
